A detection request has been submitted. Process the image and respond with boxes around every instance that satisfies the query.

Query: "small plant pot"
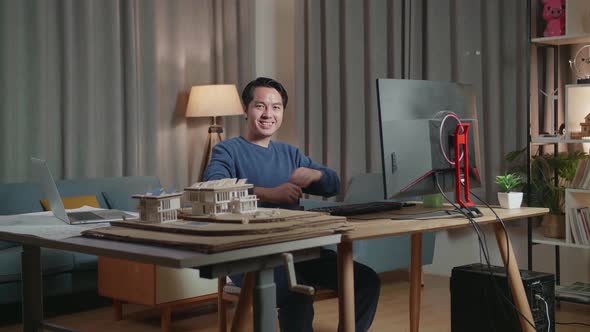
[542,214,566,239]
[497,192,523,209]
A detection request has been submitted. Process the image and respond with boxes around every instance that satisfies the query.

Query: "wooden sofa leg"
[231,272,254,332]
[218,277,227,332]
[113,300,123,320]
[161,307,172,332]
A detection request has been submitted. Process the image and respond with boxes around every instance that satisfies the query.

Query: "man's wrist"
[253,187,272,204]
[314,169,323,182]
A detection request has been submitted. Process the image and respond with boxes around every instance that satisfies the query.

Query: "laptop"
[31,157,137,224]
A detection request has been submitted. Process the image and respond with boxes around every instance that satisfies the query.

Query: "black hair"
[241,77,288,109]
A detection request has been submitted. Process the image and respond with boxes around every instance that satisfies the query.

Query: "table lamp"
[186,84,244,163]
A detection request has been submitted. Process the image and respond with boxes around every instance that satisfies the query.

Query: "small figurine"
[542,0,566,37]
[569,113,590,139]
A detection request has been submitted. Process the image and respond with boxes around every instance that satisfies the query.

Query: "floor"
[1,273,589,332]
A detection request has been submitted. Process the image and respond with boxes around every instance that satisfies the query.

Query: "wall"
[252,0,297,145]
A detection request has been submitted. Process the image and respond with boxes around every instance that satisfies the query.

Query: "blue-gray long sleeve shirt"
[203,137,340,209]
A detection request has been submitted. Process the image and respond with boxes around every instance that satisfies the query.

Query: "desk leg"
[21,245,43,332]
[218,277,227,332]
[410,233,422,332]
[231,273,254,332]
[337,241,355,332]
[252,269,276,332]
[494,223,536,332]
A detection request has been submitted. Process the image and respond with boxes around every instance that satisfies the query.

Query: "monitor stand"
[456,206,483,218]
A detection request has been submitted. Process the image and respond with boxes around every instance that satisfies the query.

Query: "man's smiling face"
[245,87,284,142]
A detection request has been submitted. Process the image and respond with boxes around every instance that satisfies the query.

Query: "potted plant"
[506,148,587,238]
[495,173,523,209]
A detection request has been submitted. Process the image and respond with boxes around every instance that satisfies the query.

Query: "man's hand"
[254,183,303,205]
[289,167,322,188]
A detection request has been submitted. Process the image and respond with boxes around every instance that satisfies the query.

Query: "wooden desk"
[0,214,341,332]
[336,205,549,332]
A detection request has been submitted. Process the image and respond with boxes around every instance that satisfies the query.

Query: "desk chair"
[217,273,338,332]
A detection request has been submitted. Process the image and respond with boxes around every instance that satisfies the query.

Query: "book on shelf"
[568,207,590,245]
[571,158,588,189]
[570,158,590,190]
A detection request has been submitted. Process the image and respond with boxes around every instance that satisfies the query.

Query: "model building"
[184,178,258,216]
[132,191,183,223]
[570,113,590,139]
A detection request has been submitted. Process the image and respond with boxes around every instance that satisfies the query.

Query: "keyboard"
[309,201,409,216]
[67,211,106,222]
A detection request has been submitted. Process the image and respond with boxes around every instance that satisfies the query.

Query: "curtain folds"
[296,0,528,202]
[0,0,159,181]
[0,0,253,190]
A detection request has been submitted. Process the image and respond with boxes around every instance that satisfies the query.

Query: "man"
[204,77,380,332]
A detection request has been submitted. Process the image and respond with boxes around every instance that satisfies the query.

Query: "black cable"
[434,174,537,330]
[434,176,501,332]
[466,187,547,330]
[556,321,590,327]
[467,188,512,270]
[467,188,514,295]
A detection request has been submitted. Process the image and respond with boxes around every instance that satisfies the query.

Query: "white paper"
[0,206,138,240]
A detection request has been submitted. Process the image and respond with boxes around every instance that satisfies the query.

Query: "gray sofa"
[0,175,161,323]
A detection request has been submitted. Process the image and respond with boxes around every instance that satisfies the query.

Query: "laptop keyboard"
[67,211,105,222]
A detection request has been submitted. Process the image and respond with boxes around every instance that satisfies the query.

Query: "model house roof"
[185,178,253,191]
[132,192,183,199]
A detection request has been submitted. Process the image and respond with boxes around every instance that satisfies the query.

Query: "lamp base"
[206,125,224,162]
[209,125,224,134]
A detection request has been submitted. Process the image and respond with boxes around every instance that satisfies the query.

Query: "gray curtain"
[153,0,253,189]
[0,0,253,190]
[0,0,158,181]
[296,0,528,202]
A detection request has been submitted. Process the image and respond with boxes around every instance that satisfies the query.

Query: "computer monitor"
[376,79,482,200]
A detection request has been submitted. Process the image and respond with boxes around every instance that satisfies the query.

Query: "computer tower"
[450,263,555,332]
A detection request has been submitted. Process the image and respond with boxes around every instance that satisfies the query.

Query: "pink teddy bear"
[543,0,566,37]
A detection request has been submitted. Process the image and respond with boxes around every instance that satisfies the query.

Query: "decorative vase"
[542,214,566,239]
[497,192,523,209]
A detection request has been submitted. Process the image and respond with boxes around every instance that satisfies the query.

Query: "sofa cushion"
[0,241,18,250]
[0,247,74,284]
[0,182,46,250]
[102,191,139,212]
[40,195,101,211]
[0,182,44,215]
[100,176,161,212]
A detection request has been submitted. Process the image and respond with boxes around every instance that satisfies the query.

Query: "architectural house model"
[132,191,183,223]
[184,178,258,216]
[570,113,590,139]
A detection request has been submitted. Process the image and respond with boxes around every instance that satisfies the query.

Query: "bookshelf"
[531,137,590,144]
[527,0,590,305]
[532,228,590,249]
[563,189,590,246]
[531,34,590,46]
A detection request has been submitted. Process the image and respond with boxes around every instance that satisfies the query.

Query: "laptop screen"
[30,157,71,223]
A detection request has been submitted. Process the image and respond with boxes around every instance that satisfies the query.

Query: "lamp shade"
[186,84,244,118]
